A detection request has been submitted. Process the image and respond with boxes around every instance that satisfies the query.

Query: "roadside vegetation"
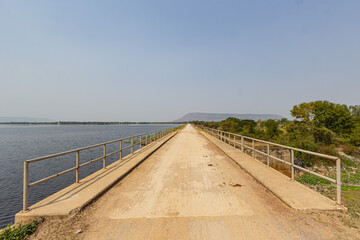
[0,219,43,240]
[193,100,360,226]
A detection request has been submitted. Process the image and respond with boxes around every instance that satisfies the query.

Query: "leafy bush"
[316,145,336,156]
[313,127,334,144]
[342,145,357,155]
[340,156,357,167]
[264,119,280,139]
[349,126,360,146]
[0,219,42,240]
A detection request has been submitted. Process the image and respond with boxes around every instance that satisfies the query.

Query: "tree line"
[192,101,360,157]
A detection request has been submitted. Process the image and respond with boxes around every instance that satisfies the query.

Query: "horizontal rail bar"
[268,154,292,166]
[243,144,252,149]
[79,155,106,168]
[243,135,337,160]
[26,129,172,163]
[122,145,132,151]
[29,166,77,188]
[212,128,338,160]
[294,165,337,183]
[204,127,339,183]
[254,148,268,156]
[27,130,167,187]
[106,149,121,158]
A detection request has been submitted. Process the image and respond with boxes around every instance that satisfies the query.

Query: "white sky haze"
[1,1,359,121]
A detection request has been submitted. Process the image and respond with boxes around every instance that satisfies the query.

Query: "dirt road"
[31,124,360,239]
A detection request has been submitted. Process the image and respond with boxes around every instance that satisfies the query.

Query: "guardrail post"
[76,151,80,183]
[103,144,106,169]
[252,140,255,158]
[241,136,244,152]
[120,140,122,159]
[336,158,341,205]
[291,149,294,180]
[233,135,236,147]
[139,136,141,148]
[131,137,134,153]
[267,144,270,166]
[23,161,29,212]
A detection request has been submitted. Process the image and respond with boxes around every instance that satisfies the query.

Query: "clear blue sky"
[1,1,359,121]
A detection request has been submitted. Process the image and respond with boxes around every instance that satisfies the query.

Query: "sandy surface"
[31,124,360,239]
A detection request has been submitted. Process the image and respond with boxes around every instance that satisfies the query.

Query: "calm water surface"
[0,124,180,228]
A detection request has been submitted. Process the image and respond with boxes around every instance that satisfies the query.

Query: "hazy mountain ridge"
[174,112,283,122]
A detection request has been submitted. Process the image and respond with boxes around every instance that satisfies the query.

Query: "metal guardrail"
[202,127,342,205]
[23,127,178,212]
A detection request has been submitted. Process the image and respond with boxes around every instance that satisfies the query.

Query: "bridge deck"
[63,125,341,239]
[19,125,353,239]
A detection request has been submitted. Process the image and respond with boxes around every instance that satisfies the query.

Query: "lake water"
[0,124,180,228]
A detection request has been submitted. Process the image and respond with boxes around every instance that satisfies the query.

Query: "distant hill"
[174,113,283,122]
[0,117,54,122]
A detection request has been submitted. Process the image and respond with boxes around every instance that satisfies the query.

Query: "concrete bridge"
[15,124,347,239]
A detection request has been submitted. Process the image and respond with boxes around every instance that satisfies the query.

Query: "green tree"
[220,117,243,133]
[350,105,360,118]
[219,118,257,134]
[264,119,280,139]
[312,101,354,134]
[291,100,354,134]
[291,102,315,123]
[241,119,257,134]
